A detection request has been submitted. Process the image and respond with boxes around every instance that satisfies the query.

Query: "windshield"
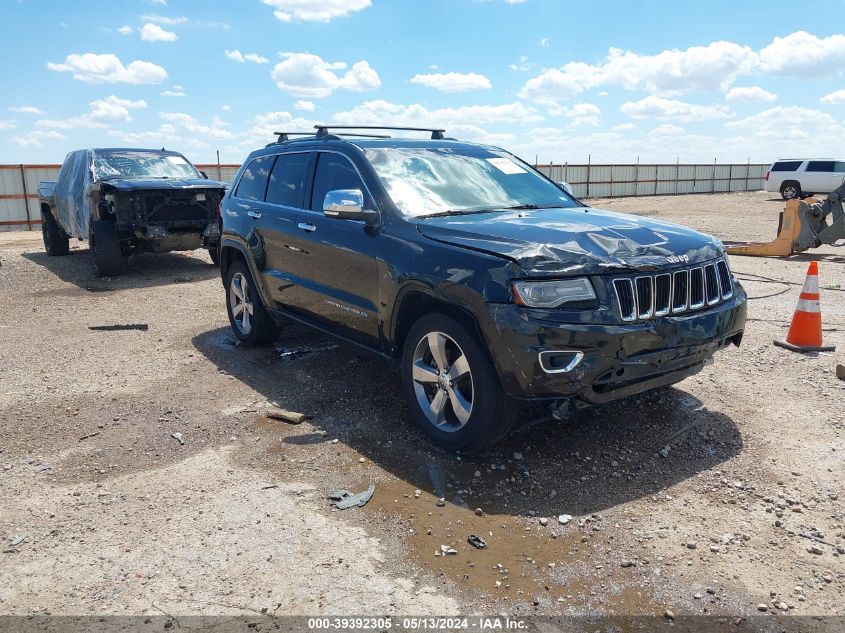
[364,146,577,217]
[92,151,200,181]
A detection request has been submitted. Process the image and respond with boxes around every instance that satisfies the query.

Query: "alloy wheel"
[229,272,255,335]
[411,331,474,432]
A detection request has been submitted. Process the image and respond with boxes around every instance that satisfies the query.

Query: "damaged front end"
[96,182,223,253]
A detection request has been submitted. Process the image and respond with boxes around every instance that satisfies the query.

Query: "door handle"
[297,222,317,232]
[247,209,262,219]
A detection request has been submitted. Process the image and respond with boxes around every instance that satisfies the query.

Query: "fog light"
[538,350,584,374]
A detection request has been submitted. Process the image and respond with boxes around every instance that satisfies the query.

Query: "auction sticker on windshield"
[486,157,526,174]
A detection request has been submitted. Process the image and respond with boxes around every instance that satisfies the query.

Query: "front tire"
[401,313,518,451]
[90,220,124,277]
[225,261,276,346]
[41,209,69,256]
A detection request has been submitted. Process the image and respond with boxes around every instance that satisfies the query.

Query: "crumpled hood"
[416,206,724,275]
[97,178,226,192]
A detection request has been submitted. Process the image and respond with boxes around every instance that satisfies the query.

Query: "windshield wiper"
[491,204,552,210]
[419,208,504,219]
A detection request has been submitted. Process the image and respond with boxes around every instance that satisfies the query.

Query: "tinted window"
[771,161,802,172]
[235,156,274,201]
[310,153,366,212]
[835,162,845,173]
[807,161,835,172]
[265,152,309,208]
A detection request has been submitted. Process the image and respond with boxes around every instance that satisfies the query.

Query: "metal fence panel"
[0,161,771,231]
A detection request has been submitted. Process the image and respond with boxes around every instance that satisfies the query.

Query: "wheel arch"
[219,237,274,310]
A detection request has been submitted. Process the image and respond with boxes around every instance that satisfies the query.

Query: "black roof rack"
[268,130,393,146]
[272,132,314,143]
[314,125,446,140]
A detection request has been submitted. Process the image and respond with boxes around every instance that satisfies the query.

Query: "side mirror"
[199,170,209,179]
[323,189,366,220]
[557,181,574,196]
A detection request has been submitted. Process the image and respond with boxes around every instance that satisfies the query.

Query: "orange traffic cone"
[774,261,836,352]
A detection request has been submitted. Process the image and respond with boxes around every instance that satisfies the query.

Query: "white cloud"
[505,0,527,4]
[621,96,732,121]
[8,106,45,115]
[520,40,758,103]
[725,86,777,102]
[159,112,234,139]
[37,95,147,130]
[547,102,601,127]
[117,25,134,35]
[261,0,371,22]
[0,120,16,130]
[221,105,231,111]
[11,130,65,147]
[612,122,636,131]
[146,0,167,5]
[160,85,186,97]
[410,72,492,92]
[294,100,316,111]
[725,105,843,141]
[140,22,178,42]
[47,53,168,84]
[509,56,532,72]
[759,31,845,78]
[540,37,549,47]
[225,49,268,64]
[650,124,685,136]
[271,52,380,97]
[140,14,188,25]
[820,89,845,104]
[333,100,543,129]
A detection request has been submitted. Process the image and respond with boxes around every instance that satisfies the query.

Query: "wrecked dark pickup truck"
[39,148,226,276]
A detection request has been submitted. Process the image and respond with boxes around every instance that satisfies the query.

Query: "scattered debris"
[659,446,671,458]
[266,407,307,425]
[620,560,636,568]
[664,609,674,620]
[439,544,457,556]
[261,485,279,490]
[474,508,483,517]
[558,514,572,525]
[436,498,446,507]
[9,534,26,547]
[539,517,549,526]
[467,534,487,550]
[78,432,100,441]
[836,364,845,381]
[88,324,149,332]
[33,463,52,473]
[328,483,375,510]
[807,545,824,555]
[513,452,523,460]
[170,432,185,445]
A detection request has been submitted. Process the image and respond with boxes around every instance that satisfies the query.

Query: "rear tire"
[225,261,276,346]
[41,209,69,256]
[401,312,518,451]
[90,220,124,277]
[208,244,220,267]
[781,181,802,200]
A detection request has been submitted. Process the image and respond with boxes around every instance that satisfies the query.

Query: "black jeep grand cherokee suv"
[219,126,747,450]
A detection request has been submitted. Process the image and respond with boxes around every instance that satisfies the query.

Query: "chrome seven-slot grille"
[613,259,733,322]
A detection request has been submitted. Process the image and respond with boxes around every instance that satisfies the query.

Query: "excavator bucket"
[725,200,804,257]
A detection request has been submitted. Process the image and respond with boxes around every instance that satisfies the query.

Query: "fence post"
[586,154,591,199]
[564,161,568,185]
[216,150,222,181]
[609,162,614,198]
[745,157,750,192]
[711,158,716,194]
[19,164,32,230]
[634,156,639,198]
[675,157,679,196]
[728,163,733,194]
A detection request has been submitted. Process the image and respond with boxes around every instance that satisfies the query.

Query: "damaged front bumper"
[484,285,747,404]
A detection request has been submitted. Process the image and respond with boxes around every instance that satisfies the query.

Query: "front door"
[291,151,381,347]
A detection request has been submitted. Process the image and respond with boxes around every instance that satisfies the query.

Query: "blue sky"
[2,0,845,165]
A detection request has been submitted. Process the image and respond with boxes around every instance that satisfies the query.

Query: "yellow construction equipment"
[726,183,845,257]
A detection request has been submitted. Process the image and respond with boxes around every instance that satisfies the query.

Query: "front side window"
[235,156,274,201]
[265,153,309,208]
[310,153,366,212]
[834,162,845,173]
[92,151,200,181]
[364,146,577,218]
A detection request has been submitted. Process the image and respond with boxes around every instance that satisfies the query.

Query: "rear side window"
[235,156,274,201]
[771,161,802,172]
[310,153,366,212]
[835,162,845,173]
[807,160,835,172]
[265,152,309,208]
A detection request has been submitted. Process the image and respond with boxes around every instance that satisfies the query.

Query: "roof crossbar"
[273,132,313,143]
[314,125,446,140]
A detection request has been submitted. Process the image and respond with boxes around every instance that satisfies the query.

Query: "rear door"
[804,161,836,193]
[290,150,381,346]
[833,162,845,191]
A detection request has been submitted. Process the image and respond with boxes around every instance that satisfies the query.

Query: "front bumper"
[483,285,747,402]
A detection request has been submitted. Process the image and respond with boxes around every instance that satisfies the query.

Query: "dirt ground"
[1,191,843,626]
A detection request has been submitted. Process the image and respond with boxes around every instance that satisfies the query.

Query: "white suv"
[764,159,845,200]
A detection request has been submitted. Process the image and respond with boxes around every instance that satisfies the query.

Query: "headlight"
[511,278,596,308]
